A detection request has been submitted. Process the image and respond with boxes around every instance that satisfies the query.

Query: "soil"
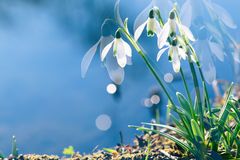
[5,133,190,160]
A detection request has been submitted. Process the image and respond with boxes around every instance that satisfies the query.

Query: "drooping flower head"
[81,35,125,85]
[101,30,132,68]
[134,8,161,41]
[158,9,195,49]
[157,37,187,73]
[156,6,197,73]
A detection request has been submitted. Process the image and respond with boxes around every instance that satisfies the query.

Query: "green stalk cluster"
[123,7,240,160]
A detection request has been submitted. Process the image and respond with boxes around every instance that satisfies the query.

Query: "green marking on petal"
[172,39,178,46]
[147,30,154,37]
[170,32,176,37]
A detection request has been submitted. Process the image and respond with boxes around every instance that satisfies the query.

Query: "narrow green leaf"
[203,81,213,126]
[63,146,75,156]
[230,102,240,121]
[218,83,234,125]
[176,92,195,120]
[142,122,192,141]
[191,119,204,142]
[103,148,118,155]
[12,136,18,157]
[170,114,185,131]
[134,126,199,157]
[230,124,240,146]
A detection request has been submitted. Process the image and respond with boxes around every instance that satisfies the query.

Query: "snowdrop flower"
[158,10,195,49]
[134,9,161,41]
[101,30,132,68]
[81,35,125,85]
[157,38,187,73]
[133,0,173,40]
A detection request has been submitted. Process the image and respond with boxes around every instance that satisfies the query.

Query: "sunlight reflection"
[95,114,112,131]
[106,83,117,94]
[150,95,160,104]
[164,73,174,83]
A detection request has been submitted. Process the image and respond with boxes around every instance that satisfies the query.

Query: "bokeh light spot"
[143,98,153,107]
[95,114,112,131]
[150,95,160,104]
[106,83,117,94]
[164,73,174,83]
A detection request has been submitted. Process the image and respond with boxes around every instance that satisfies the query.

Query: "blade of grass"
[177,92,196,120]
[142,122,192,140]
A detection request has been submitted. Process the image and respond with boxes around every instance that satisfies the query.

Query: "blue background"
[0,0,239,155]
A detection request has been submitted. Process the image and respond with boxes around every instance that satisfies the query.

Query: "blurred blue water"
[0,0,239,155]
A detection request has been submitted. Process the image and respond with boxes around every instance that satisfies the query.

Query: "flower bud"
[169,11,175,20]
[115,30,121,39]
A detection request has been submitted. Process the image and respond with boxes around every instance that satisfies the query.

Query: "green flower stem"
[188,45,213,127]
[187,58,204,133]
[119,28,175,107]
[175,9,205,133]
[120,28,195,140]
[120,28,196,139]
[180,67,193,106]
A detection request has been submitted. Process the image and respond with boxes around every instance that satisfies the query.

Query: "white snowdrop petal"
[134,1,153,32]
[157,47,168,61]
[172,48,180,72]
[153,19,161,34]
[81,39,101,78]
[157,22,170,49]
[105,52,125,85]
[178,47,187,60]
[116,41,127,68]
[100,36,114,54]
[116,54,127,68]
[101,41,113,61]
[168,46,173,59]
[134,21,147,41]
[122,40,132,57]
[179,23,195,41]
[126,56,132,65]
[208,41,224,61]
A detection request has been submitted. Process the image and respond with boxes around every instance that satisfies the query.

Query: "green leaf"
[63,146,75,156]
[191,119,204,142]
[176,92,195,119]
[170,114,185,131]
[0,153,4,159]
[203,82,212,124]
[103,148,119,157]
[230,102,240,122]
[230,123,240,146]
[218,83,234,125]
[12,136,18,157]
[135,126,200,157]
[142,122,192,141]
[211,108,221,114]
